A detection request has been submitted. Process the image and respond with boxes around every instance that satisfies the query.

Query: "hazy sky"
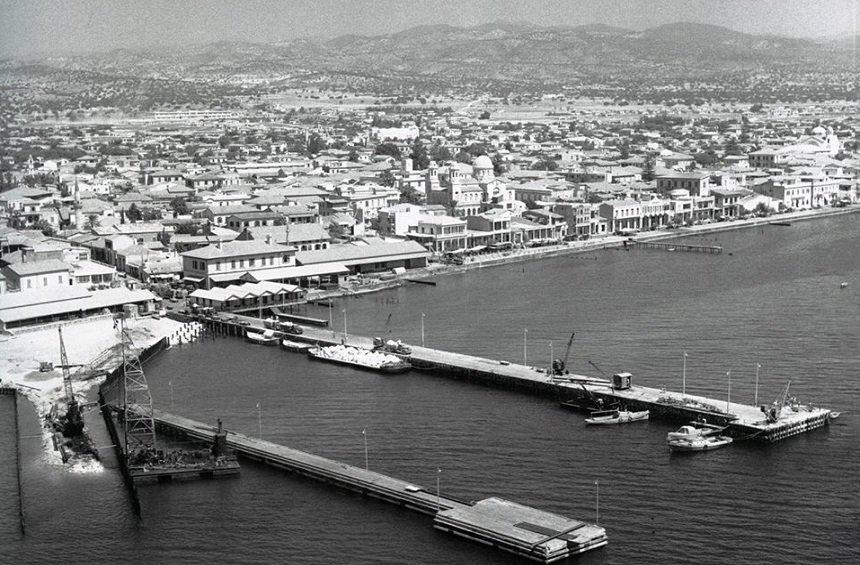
[0,0,856,57]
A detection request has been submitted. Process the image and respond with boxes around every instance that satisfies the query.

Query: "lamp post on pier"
[595,479,599,525]
[682,351,688,396]
[726,371,731,414]
[329,301,334,337]
[755,363,761,406]
[437,468,442,510]
[421,312,425,347]
[549,341,554,373]
[362,428,368,471]
[342,308,348,343]
[523,328,528,366]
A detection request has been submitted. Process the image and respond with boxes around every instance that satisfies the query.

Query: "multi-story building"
[656,172,711,196]
[599,199,642,233]
[406,216,469,252]
[181,238,297,289]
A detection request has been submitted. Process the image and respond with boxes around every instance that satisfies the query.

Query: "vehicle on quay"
[585,409,649,425]
[308,344,411,374]
[372,337,412,355]
[246,329,279,346]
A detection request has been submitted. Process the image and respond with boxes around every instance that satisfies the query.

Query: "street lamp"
[755,363,761,406]
[342,308,348,342]
[421,312,426,347]
[362,428,368,471]
[682,351,688,396]
[437,468,442,510]
[523,328,528,365]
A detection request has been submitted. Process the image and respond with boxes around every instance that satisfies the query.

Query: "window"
[231,260,236,269]
[249,258,255,267]
[27,280,32,288]
[58,275,63,283]
[215,262,221,271]
[43,277,48,286]
[283,255,289,263]
[239,260,244,268]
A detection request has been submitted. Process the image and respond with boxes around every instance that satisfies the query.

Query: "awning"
[468,245,487,253]
[209,272,244,283]
[182,276,204,283]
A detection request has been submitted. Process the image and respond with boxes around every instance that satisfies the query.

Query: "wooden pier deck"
[629,240,723,253]
[144,409,607,562]
[197,313,836,443]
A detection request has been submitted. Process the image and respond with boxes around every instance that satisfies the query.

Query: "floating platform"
[197,313,837,443]
[129,459,240,484]
[435,497,607,562]
[139,409,606,563]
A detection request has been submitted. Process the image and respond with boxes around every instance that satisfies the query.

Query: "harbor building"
[181,238,297,289]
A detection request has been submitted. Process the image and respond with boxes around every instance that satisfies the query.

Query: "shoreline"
[320,204,859,291]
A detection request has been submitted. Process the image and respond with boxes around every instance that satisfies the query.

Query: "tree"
[409,139,430,170]
[531,158,559,171]
[170,196,189,216]
[175,223,201,235]
[454,150,472,164]
[642,156,656,182]
[491,153,505,176]
[306,133,326,155]
[399,187,423,204]
[347,149,359,162]
[218,134,231,148]
[479,111,491,120]
[32,219,55,236]
[126,203,142,222]
[430,144,452,163]
[157,229,172,247]
[84,214,101,231]
[378,169,396,187]
[374,143,401,159]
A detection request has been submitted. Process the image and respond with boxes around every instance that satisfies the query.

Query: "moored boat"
[281,338,312,352]
[308,345,411,374]
[668,434,733,452]
[246,329,279,346]
[585,409,649,425]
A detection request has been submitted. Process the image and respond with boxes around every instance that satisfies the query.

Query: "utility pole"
[421,312,426,347]
[342,308,348,342]
[437,468,442,511]
[595,480,599,525]
[362,428,368,471]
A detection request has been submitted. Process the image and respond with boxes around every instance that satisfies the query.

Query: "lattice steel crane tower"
[118,314,157,459]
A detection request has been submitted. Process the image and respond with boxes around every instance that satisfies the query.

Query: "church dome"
[473,155,493,170]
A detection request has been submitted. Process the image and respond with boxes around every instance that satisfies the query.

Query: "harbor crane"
[550,332,576,376]
[57,327,84,437]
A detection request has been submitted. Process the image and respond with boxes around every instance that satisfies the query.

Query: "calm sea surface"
[3,214,858,564]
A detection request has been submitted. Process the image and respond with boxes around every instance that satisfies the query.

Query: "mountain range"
[5,21,854,101]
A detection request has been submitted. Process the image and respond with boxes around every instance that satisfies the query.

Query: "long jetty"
[135,408,607,563]
[194,312,837,443]
[628,240,723,253]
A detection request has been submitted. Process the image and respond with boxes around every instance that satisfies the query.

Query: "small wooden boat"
[585,409,649,425]
[840,282,848,289]
[246,329,279,346]
[668,435,733,452]
[280,338,311,353]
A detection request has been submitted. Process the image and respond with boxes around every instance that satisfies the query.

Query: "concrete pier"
[193,313,837,443]
[141,408,608,562]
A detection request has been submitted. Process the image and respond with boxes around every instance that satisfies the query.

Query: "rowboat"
[280,339,312,352]
[245,329,279,346]
[585,409,649,425]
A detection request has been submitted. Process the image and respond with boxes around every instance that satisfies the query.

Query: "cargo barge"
[308,345,411,374]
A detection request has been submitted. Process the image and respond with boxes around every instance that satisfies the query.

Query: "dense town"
[0,98,855,328]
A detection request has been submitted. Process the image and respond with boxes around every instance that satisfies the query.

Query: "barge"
[308,345,411,374]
